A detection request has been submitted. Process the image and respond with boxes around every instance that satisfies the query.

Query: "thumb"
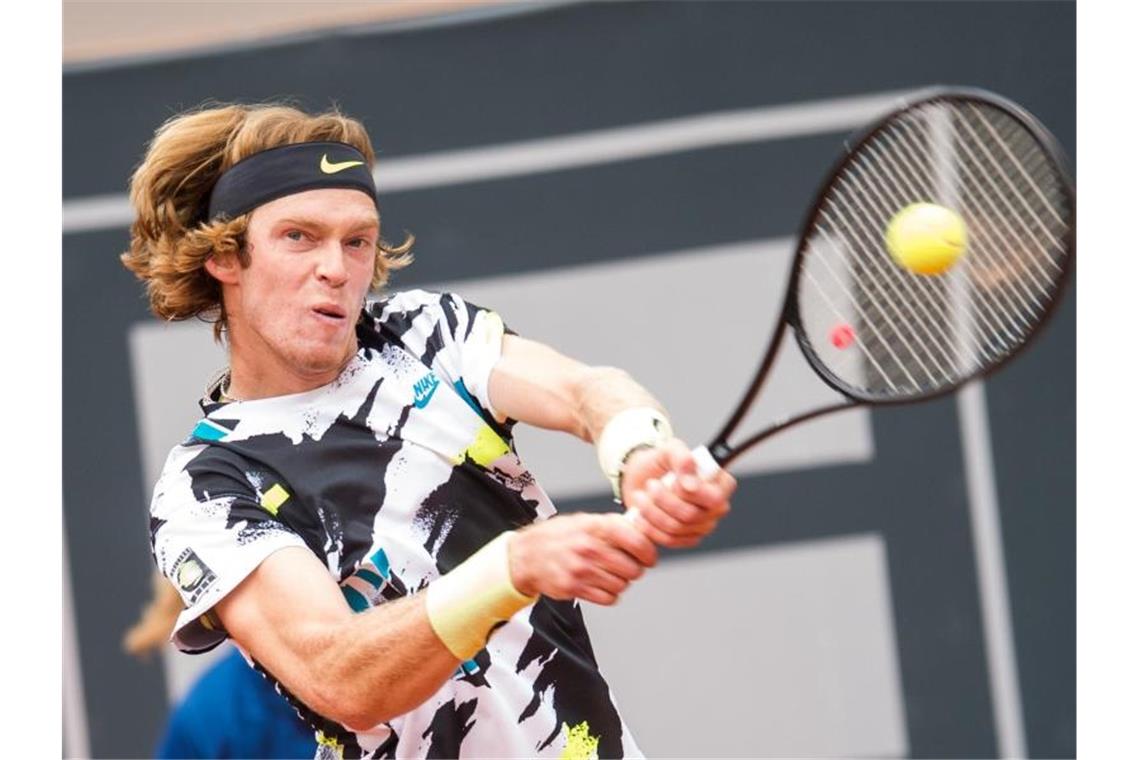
[664,438,697,476]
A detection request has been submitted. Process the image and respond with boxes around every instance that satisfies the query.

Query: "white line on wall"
[958,380,1027,758]
[63,88,917,234]
[63,529,92,759]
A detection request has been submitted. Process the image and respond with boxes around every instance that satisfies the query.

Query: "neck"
[222,331,358,402]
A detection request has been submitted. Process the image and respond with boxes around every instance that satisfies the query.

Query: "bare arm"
[487,334,664,444]
[214,335,707,732]
[488,333,736,548]
[214,546,456,731]
[214,516,657,731]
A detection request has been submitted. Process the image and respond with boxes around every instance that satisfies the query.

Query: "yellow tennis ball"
[884,202,968,275]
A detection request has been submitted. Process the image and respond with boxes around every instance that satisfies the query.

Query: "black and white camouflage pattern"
[148,290,640,759]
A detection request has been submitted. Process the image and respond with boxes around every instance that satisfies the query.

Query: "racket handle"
[659,445,720,488]
[691,445,722,479]
[624,445,721,523]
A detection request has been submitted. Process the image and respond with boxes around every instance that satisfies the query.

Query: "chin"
[292,342,355,377]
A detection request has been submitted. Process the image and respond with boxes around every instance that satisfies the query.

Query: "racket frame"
[707,87,1075,468]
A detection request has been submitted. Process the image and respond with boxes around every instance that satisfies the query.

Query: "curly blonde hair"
[121,103,412,339]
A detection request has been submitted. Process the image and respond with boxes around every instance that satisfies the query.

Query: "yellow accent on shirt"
[457,424,510,467]
[315,731,344,759]
[560,721,600,760]
[260,483,290,516]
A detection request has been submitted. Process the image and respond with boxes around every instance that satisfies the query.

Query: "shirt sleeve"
[375,290,511,424]
[149,443,308,654]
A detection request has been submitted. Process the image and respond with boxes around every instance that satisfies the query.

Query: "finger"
[578,586,620,606]
[636,519,704,549]
[555,551,628,599]
[640,489,722,537]
[623,445,672,484]
[647,478,711,524]
[714,468,739,497]
[665,479,733,517]
[627,490,691,538]
[598,510,659,567]
[630,500,711,546]
[581,538,647,582]
[583,563,634,596]
[663,438,698,478]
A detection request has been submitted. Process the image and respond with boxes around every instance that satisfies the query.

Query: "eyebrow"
[277,215,380,233]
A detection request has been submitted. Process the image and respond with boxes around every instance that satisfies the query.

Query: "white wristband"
[425,532,536,661]
[596,407,673,499]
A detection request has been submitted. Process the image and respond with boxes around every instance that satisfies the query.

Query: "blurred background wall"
[62,1,1074,757]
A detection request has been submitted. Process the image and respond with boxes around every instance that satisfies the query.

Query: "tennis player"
[122,103,735,759]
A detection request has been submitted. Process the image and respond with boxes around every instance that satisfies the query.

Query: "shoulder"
[368,288,487,324]
[149,435,267,530]
[368,288,446,321]
[363,289,493,343]
[154,436,253,493]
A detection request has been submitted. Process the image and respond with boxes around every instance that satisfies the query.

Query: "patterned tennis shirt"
[149,289,641,759]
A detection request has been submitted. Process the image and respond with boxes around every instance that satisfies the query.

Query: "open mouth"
[312,305,347,321]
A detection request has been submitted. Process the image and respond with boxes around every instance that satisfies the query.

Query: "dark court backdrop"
[63,2,1074,757]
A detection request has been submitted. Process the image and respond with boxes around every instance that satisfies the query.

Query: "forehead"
[250,188,379,227]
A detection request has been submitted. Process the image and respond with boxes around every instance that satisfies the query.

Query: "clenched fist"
[508,512,658,605]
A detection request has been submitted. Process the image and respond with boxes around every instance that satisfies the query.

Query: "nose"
[315,241,349,287]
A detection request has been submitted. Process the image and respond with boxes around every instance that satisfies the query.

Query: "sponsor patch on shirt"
[413,371,441,408]
[172,548,217,605]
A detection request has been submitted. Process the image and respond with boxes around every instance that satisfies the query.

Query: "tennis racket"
[673,86,1075,479]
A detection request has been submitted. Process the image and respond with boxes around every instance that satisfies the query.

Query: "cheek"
[353,255,378,287]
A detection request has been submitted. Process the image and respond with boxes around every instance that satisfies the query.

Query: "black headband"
[206,141,377,221]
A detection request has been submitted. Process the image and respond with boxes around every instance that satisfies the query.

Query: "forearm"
[488,335,668,443]
[301,594,459,730]
[221,538,532,731]
[572,366,666,444]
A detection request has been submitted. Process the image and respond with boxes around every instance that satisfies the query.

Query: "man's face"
[222,188,379,388]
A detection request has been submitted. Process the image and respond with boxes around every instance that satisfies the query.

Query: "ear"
[204,252,241,285]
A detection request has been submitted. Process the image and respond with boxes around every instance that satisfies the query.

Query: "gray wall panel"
[987,291,1076,757]
[379,135,840,286]
[561,390,1001,757]
[63,2,1074,757]
[65,1,1075,197]
[63,228,169,757]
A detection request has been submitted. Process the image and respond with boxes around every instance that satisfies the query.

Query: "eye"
[347,236,376,250]
[285,229,306,242]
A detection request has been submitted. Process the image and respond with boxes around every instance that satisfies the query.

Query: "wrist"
[425,532,537,660]
[596,407,673,500]
[507,529,537,597]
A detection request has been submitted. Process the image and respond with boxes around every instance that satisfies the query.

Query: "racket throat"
[708,441,734,465]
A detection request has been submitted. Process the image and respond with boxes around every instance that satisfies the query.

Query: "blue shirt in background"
[157,646,314,759]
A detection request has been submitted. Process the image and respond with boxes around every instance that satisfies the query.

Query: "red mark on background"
[830,323,855,349]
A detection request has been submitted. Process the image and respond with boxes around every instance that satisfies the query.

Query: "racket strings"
[952,119,1068,291]
[959,106,1068,248]
[948,108,1068,329]
[796,99,1071,398]
[874,109,1048,376]
[842,143,1003,356]
[819,182,965,382]
[802,238,929,388]
[834,133,990,384]
[951,126,1066,290]
[815,131,983,388]
[873,119,1040,342]
[886,115,1060,369]
[815,119,973,381]
[799,266,902,390]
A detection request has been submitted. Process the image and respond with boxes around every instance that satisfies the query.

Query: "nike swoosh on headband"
[321,154,366,174]
[208,142,378,220]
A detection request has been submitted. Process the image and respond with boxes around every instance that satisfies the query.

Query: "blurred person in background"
[121,102,735,759]
[124,573,315,758]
